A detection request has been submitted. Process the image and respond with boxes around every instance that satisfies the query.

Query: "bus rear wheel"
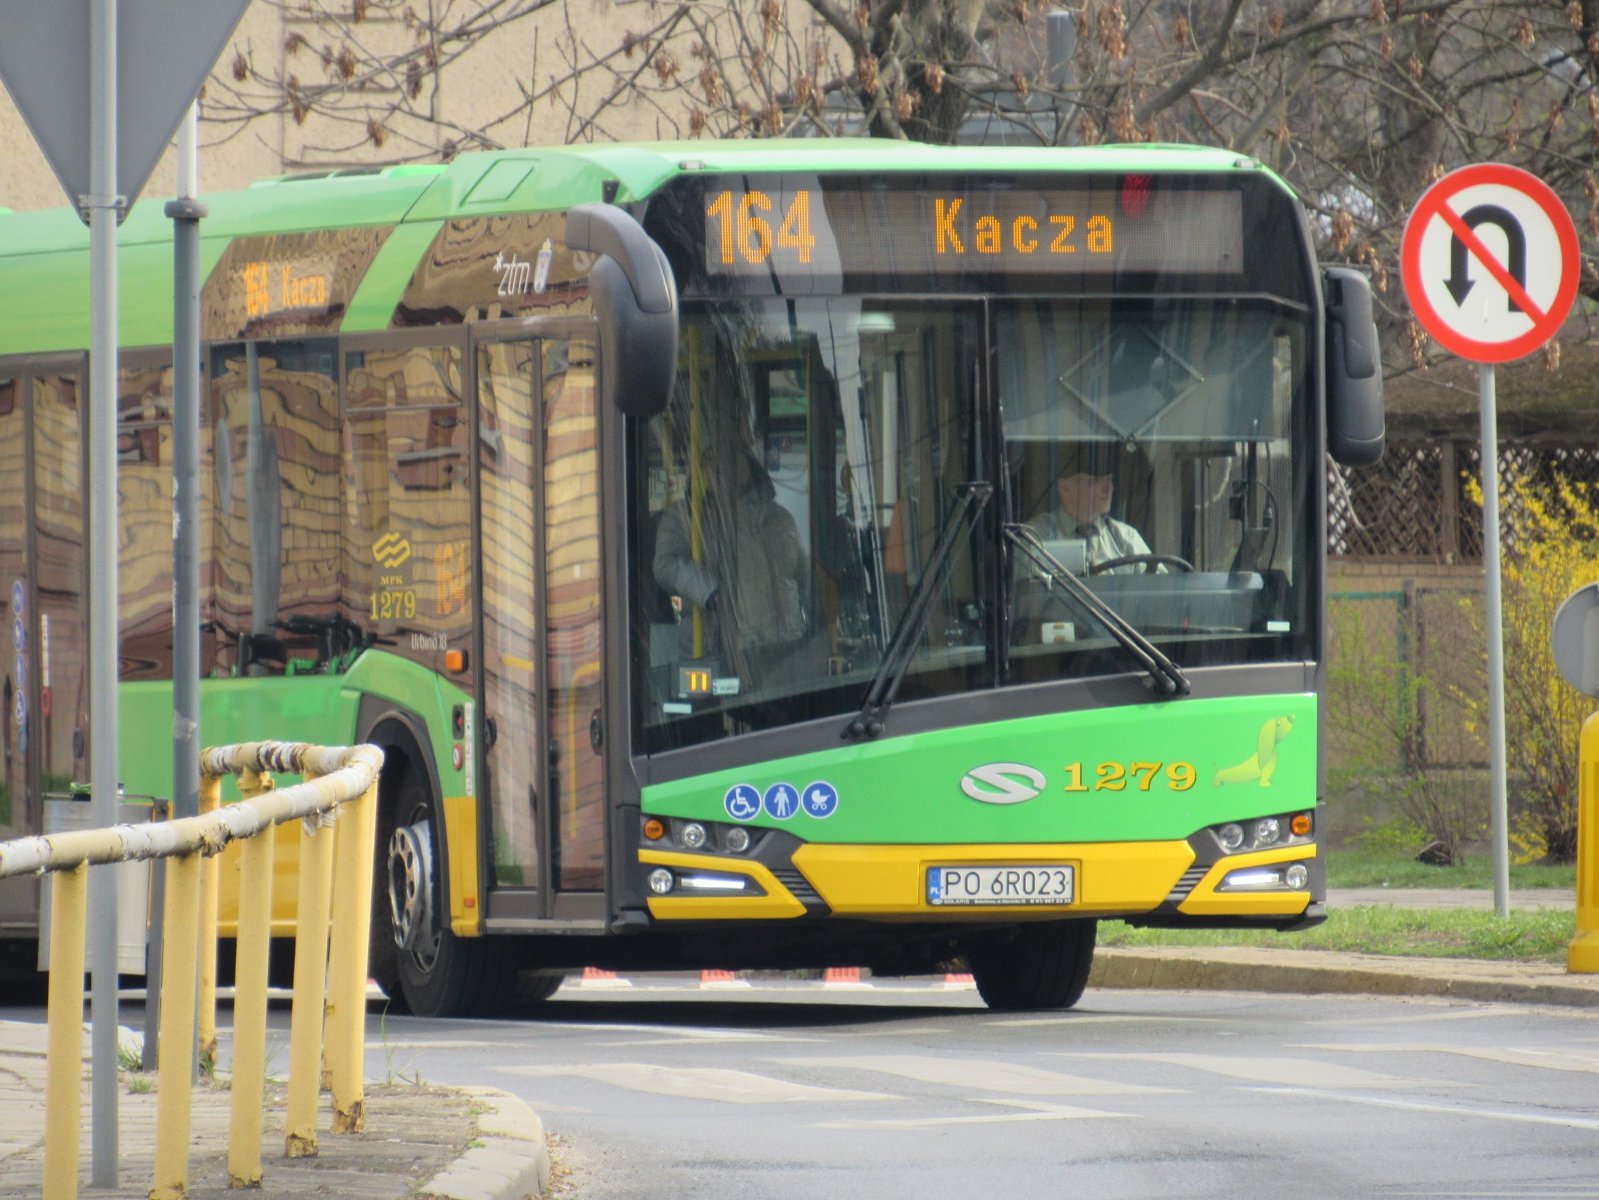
[968,920,1097,1011]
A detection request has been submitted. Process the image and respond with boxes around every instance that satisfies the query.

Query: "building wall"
[0,0,679,214]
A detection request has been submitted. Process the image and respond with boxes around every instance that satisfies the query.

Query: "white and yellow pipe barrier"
[0,740,383,1200]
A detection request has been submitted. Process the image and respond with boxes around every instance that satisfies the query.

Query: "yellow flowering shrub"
[1463,470,1599,863]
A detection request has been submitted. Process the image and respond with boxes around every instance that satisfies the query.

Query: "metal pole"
[170,105,203,832]
[86,0,121,1184]
[146,100,205,1074]
[1479,363,1511,918]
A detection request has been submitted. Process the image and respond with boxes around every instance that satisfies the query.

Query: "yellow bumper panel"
[643,850,809,921]
[790,841,1196,918]
[1178,844,1317,917]
[442,795,481,936]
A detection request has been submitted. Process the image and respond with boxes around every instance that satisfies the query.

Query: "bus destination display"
[700,176,1245,282]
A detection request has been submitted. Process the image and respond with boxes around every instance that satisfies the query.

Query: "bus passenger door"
[475,328,606,923]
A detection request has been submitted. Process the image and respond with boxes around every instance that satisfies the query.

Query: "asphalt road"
[359,979,1599,1200]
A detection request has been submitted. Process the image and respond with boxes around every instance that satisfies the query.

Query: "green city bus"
[0,140,1383,1014]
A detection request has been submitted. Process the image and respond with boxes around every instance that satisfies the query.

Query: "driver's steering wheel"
[1090,553,1195,575]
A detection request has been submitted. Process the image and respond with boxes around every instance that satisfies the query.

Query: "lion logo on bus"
[961,762,1046,805]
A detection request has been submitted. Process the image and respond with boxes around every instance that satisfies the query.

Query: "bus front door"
[476,328,607,924]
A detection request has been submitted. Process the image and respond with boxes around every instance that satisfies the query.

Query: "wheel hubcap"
[387,821,439,968]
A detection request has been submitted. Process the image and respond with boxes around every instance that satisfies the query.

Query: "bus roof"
[0,140,1289,355]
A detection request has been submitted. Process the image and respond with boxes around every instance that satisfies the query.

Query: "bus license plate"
[927,865,1075,907]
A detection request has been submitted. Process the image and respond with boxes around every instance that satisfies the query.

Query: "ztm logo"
[372,533,413,570]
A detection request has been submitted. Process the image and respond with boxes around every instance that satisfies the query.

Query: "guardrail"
[0,740,384,1200]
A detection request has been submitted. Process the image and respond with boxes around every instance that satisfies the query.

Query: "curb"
[1091,946,1599,1007]
[419,1086,550,1200]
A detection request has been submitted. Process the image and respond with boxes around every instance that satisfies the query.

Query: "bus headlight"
[681,822,708,850]
[1207,811,1314,855]
[648,868,675,895]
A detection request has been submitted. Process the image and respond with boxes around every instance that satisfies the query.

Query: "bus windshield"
[629,291,1314,752]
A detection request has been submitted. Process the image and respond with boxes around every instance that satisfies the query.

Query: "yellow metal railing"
[1571,714,1599,973]
[0,740,383,1200]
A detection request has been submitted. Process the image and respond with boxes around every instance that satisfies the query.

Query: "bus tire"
[968,919,1097,1011]
[382,755,510,1017]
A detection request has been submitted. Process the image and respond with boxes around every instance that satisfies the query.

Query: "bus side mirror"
[1323,266,1384,466]
[565,203,679,419]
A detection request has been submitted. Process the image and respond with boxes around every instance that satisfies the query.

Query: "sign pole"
[1478,363,1511,918]
[87,0,122,1186]
[1403,163,1579,919]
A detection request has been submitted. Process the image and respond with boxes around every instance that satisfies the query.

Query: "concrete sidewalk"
[1330,886,1575,910]
[0,886,1589,1199]
[0,1018,550,1200]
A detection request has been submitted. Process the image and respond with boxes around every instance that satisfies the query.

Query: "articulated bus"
[0,140,1382,1014]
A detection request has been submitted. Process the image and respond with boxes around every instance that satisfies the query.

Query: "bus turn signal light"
[1291,813,1312,837]
[643,818,665,841]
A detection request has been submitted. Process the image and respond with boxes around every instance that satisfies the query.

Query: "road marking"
[812,1099,1128,1130]
[495,1062,895,1104]
[1304,1043,1599,1074]
[1061,1052,1431,1089]
[777,1054,1170,1095]
[598,1035,824,1047]
[991,1013,1229,1029]
[1302,1004,1561,1026]
[1252,1086,1599,1131]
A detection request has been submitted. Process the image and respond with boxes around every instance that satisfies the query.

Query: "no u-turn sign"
[1401,163,1579,363]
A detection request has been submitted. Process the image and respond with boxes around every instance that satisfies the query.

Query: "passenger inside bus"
[651,445,810,683]
[1026,442,1160,576]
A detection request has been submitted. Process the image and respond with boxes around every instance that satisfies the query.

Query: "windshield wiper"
[1003,523,1190,697]
[843,481,992,742]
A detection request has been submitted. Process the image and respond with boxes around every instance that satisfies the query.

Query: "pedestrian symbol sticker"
[762,782,800,820]
[801,781,839,818]
[724,784,761,822]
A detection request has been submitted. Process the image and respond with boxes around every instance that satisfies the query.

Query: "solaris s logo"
[960,762,1047,805]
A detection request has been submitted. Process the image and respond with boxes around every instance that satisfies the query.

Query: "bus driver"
[1028,442,1157,575]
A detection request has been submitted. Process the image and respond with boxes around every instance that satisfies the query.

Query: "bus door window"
[117,359,183,683]
[209,340,338,674]
[0,376,25,841]
[477,339,544,891]
[343,342,470,673]
[541,336,604,893]
[31,373,87,798]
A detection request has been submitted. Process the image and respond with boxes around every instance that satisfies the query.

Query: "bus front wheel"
[382,769,509,1017]
[968,920,1097,1011]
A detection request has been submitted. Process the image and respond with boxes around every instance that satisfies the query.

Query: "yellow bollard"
[326,779,379,1133]
[150,851,202,1200]
[227,825,276,1187]
[285,776,337,1158]
[43,863,87,1200]
[1570,712,1599,972]
[196,774,223,1065]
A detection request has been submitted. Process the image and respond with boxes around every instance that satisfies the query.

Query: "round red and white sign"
[1401,163,1579,363]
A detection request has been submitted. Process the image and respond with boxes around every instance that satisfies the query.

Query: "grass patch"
[1325,848,1576,890]
[1101,906,1574,963]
